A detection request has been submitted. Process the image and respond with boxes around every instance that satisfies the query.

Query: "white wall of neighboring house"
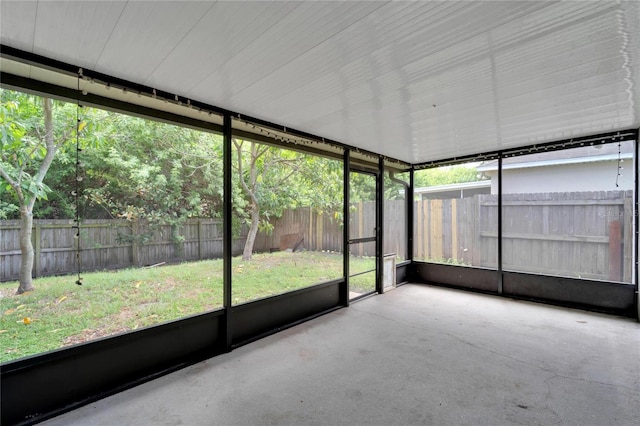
[484,159,634,194]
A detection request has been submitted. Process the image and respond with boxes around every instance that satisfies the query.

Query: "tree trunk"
[16,209,35,294]
[3,97,57,294]
[242,206,260,260]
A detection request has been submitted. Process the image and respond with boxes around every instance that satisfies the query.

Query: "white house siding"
[487,160,634,194]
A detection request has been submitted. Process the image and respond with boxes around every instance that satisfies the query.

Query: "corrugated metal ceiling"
[1,0,638,164]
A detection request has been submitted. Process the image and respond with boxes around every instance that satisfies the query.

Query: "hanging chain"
[615,141,622,188]
[74,68,83,285]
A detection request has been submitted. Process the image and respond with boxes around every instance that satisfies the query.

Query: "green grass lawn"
[0,251,373,363]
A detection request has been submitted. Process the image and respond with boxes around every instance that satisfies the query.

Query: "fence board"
[623,197,633,282]
[411,190,633,283]
[1,191,634,283]
[0,219,235,282]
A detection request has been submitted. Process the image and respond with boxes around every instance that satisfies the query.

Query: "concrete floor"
[43,284,640,426]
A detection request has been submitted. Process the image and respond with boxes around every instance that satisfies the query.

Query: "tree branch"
[17,139,40,178]
[0,165,25,206]
[57,127,74,148]
[27,98,58,210]
[262,156,300,181]
[273,168,298,188]
[235,140,259,207]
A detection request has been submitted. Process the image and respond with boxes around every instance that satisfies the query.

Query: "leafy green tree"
[234,140,296,260]
[234,140,343,260]
[414,165,484,189]
[81,111,226,246]
[0,90,77,293]
[1,87,348,279]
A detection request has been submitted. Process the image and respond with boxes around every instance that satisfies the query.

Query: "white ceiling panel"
[146,1,301,96]
[1,0,638,164]
[493,2,639,148]
[33,1,126,70]
[190,2,386,106]
[96,1,213,81]
[0,1,37,52]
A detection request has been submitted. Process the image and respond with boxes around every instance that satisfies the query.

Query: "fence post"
[414,200,421,259]
[608,220,622,282]
[358,201,363,256]
[422,199,429,260]
[451,199,458,262]
[316,211,324,253]
[131,220,139,267]
[198,219,203,260]
[472,195,481,266]
[308,208,313,251]
[430,199,442,260]
[623,196,632,283]
[33,221,41,278]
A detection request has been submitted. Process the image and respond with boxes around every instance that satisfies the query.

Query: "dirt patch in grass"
[62,307,137,346]
[0,286,17,298]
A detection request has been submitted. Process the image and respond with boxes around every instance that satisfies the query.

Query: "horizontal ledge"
[480,231,609,244]
[482,199,626,206]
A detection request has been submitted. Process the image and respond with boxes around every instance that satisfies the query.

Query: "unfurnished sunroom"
[0,1,639,425]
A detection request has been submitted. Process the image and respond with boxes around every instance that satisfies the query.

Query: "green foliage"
[83,113,224,222]
[0,89,228,227]
[385,171,409,201]
[349,171,376,203]
[0,88,348,248]
[234,140,344,232]
[414,165,485,188]
[349,170,410,203]
[0,89,98,219]
[76,113,226,245]
[1,92,51,214]
[298,155,344,213]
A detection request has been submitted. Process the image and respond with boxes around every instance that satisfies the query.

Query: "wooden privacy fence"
[1,192,632,283]
[252,201,408,259]
[0,201,407,282]
[253,207,343,254]
[0,219,246,282]
[414,191,634,283]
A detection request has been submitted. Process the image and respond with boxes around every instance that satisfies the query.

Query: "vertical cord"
[616,141,622,188]
[75,68,83,285]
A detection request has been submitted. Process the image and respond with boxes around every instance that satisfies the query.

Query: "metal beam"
[342,150,350,307]
[1,72,223,134]
[223,113,233,350]
[377,156,384,294]
[408,168,415,263]
[497,156,503,295]
[414,129,638,170]
[635,131,639,320]
[1,45,409,168]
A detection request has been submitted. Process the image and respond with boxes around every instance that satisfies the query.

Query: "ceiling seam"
[143,1,218,87]
[93,1,129,71]
[230,1,391,100]
[29,0,40,79]
[277,2,618,120]
[255,2,556,115]
[251,2,448,111]
[185,1,307,94]
[30,1,39,53]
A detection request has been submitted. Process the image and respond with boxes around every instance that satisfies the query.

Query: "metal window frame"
[346,163,381,300]
[0,42,638,426]
[411,129,640,318]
